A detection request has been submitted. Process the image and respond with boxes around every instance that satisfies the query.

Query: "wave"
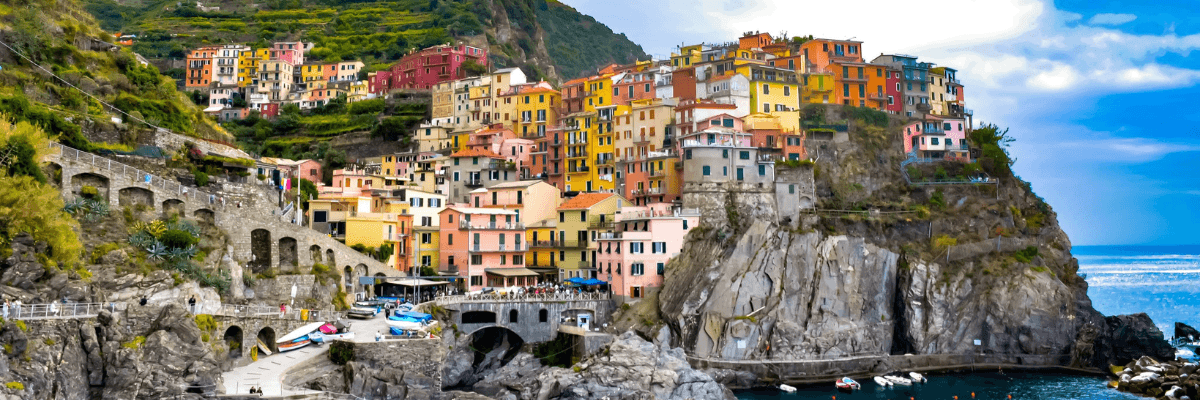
[1076,254,1200,261]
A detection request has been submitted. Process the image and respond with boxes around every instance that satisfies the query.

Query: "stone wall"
[153,130,251,159]
[344,339,448,398]
[682,181,776,228]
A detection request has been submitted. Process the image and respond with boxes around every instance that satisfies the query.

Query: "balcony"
[567,150,589,159]
[840,75,868,83]
[550,153,563,161]
[868,92,888,100]
[631,187,664,197]
[463,178,483,187]
[568,136,588,145]
[547,169,563,176]
[596,156,614,166]
[634,134,651,144]
[471,243,527,252]
[649,169,666,178]
[588,219,614,229]
[460,221,525,230]
[568,165,590,174]
[530,240,559,248]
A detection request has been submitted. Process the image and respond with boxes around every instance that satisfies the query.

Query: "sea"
[735,245,1200,400]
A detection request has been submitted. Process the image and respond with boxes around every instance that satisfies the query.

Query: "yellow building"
[237,48,270,88]
[554,193,627,280]
[414,225,440,271]
[299,63,326,88]
[737,64,800,115]
[511,83,560,139]
[802,72,837,104]
[583,74,614,112]
[525,218,557,269]
[671,44,704,68]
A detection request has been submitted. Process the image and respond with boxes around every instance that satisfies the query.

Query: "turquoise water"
[736,245,1199,399]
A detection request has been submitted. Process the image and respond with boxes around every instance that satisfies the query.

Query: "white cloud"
[1088,13,1138,25]
[1059,137,1200,162]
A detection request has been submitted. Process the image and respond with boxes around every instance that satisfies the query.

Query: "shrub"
[5,382,22,390]
[14,320,26,332]
[194,314,217,332]
[43,338,55,346]
[90,242,123,263]
[312,263,331,275]
[158,229,198,250]
[329,340,354,365]
[1014,246,1039,263]
[193,170,209,187]
[928,189,946,210]
[122,336,146,349]
[80,185,99,199]
[932,235,957,252]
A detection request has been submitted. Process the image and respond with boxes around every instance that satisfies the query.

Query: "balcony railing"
[588,219,614,229]
[567,150,589,159]
[568,166,590,173]
[463,178,483,187]
[649,169,666,178]
[568,136,587,145]
[839,75,868,83]
[460,221,525,230]
[471,243,527,252]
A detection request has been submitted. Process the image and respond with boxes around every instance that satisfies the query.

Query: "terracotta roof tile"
[449,148,505,159]
[558,193,615,210]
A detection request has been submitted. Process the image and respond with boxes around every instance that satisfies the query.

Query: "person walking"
[279,303,286,318]
[139,296,147,306]
[188,296,197,314]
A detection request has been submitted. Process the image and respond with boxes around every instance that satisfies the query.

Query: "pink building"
[466,128,516,152]
[902,116,970,161]
[389,44,488,90]
[610,71,657,105]
[367,70,392,95]
[466,180,562,223]
[270,42,306,66]
[439,207,532,291]
[596,204,700,299]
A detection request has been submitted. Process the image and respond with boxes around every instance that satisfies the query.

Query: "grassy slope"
[0,0,230,145]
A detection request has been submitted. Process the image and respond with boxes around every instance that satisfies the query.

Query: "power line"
[0,36,193,138]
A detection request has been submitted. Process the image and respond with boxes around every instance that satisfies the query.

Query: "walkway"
[432,291,610,306]
[899,151,997,186]
[4,302,123,320]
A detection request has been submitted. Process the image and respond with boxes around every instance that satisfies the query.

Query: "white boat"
[385,319,425,331]
[835,377,861,391]
[778,384,796,393]
[277,322,326,344]
[309,332,356,343]
[873,376,892,387]
[908,372,927,383]
[885,375,912,386]
[256,339,272,356]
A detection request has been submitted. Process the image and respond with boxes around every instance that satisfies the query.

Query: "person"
[279,303,286,317]
[12,300,20,317]
[49,301,59,316]
[2,299,8,319]
[375,331,382,342]
[139,296,147,306]
[188,296,196,313]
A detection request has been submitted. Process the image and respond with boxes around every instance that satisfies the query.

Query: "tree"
[461,59,487,77]
[298,178,317,210]
[968,123,1015,177]
[372,116,416,141]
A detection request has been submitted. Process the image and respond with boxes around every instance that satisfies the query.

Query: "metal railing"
[196,304,344,321]
[5,302,121,320]
[49,143,231,208]
[459,221,524,230]
[434,291,610,305]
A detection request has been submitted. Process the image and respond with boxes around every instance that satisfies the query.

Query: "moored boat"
[779,383,797,393]
[256,339,272,356]
[277,339,311,352]
[885,375,913,386]
[908,372,927,383]
[277,322,325,343]
[873,376,892,387]
[835,377,861,391]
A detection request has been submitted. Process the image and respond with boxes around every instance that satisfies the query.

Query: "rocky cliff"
[657,107,1171,381]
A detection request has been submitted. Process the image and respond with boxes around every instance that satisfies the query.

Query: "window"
[763,103,769,112]
[843,84,850,97]
[470,275,482,286]
[313,211,328,223]
[421,233,431,244]
[685,149,692,160]
[762,84,769,94]
[931,137,940,145]
[470,254,482,265]
[539,309,548,323]
[652,242,666,253]
[631,263,644,276]
[448,233,453,245]
[759,164,766,176]
[722,149,729,159]
[739,151,750,160]
[783,86,790,96]
[683,219,689,230]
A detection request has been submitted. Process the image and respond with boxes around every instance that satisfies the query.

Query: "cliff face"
[658,107,1165,376]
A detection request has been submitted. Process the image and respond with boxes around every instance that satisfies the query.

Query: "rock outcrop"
[1177,322,1200,342]
[1114,356,1199,399]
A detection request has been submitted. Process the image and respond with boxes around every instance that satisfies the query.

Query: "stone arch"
[250,229,272,273]
[508,309,519,324]
[356,264,369,280]
[43,162,62,186]
[278,237,298,270]
[539,309,548,323]
[309,245,322,266]
[162,199,185,217]
[325,249,336,266]
[223,326,244,359]
[118,186,155,208]
[343,266,354,291]
[193,208,215,224]
[799,195,814,210]
[462,311,497,324]
[256,327,277,353]
[464,326,524,372]
[71,172,109,199]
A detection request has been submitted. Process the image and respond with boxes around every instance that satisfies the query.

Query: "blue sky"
[562,0,1200,245]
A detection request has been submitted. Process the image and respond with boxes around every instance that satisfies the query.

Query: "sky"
[562,0,1200,246]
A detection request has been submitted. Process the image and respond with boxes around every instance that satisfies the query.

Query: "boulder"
[0,234,47,290]
[1091,314,1176,369]
[1177,322,1200,342]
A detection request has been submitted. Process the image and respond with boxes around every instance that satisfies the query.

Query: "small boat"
[277,339,311,352]
[278,322,325,343]
[873,376,892,387]
[885,375,912,386]
[835,377,861,391]
[309,332,355,343]
[908,372,927,383]
[778,384,797,393]
[256,339,273,356]
[318,323,338,334]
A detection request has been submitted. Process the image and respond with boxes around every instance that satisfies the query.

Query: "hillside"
[0,0,230,153]
[85,0,648,82]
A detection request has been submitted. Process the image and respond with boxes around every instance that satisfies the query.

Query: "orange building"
[798,39,864,72]
[185,46,220,90]
[739,32,773,50]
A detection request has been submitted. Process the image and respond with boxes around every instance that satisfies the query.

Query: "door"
[736,167,744,181]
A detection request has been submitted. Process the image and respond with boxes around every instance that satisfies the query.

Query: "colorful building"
[596,205,699,299]
[185,46,220,90]
[554,193,628,280]
[438,207,530,290]
[388,44,488,90]
[902,116,970,161]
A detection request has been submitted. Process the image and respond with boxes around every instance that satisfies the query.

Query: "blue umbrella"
[582,278,606,286]
[565,277,585,284]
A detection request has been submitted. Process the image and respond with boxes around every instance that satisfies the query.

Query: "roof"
[484,268,539,277]
[526,218,557,228]
[563,77,588,86]
[443,206,518,215]
[449,148,504,159]
[493,67,519,74]
[558,193,616,210]
[489,180,544,189]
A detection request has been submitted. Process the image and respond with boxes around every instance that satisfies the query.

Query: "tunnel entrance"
[467,327,524,378]
[223,326,243,359]
[256,327,277,354]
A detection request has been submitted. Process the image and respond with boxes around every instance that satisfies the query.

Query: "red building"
[367,70,392,95]
[884,68,904,114]
[389,44,488,90]
[257,103,280,118]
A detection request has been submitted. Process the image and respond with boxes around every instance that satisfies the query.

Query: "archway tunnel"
[223,325,244,359]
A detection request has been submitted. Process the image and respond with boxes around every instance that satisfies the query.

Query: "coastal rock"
[0,234,47,290]
[536,331,735,400]
[1177,322,1200,341]
[1085,313,1176,369]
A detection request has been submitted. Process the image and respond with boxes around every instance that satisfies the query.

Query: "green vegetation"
[122,336,146,349]
[535,0,648,79]
[14,321,27,332]
[968,124,1014,177]
[194,314,218,332]
[1013,246,1039,263]
[329,340,355,365]
[349,243,394,263]
[0,121,84,270]
[532,332,577,368]
[5,382,23,391]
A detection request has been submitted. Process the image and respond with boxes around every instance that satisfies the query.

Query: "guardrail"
[196,304,344,321]
[5,302,123,320]
[433,291,610,305]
